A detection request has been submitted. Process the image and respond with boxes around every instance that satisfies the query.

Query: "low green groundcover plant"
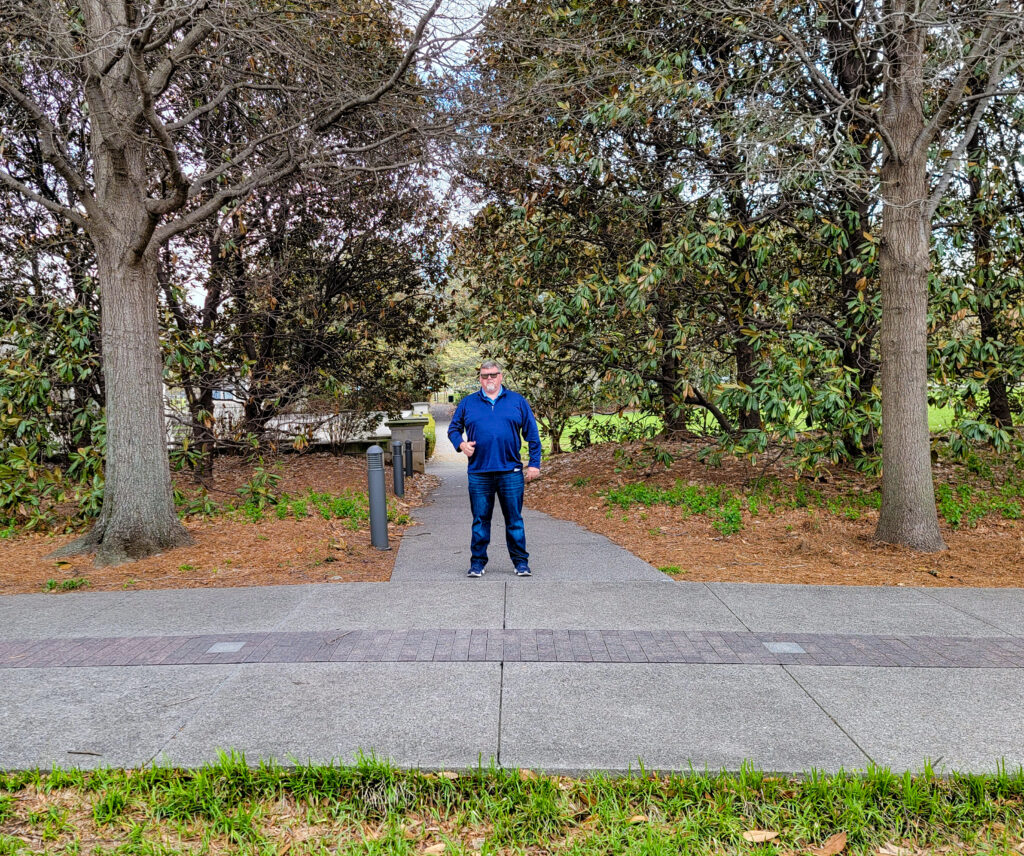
[604,473,1024,538]
[173,487,409,529]
[1,755,1023,854]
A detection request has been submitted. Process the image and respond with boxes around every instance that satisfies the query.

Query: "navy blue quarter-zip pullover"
[448,387,542,473]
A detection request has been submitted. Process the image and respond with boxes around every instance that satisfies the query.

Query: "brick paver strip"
[433,629,456,662]
[519,629,539,662]
[3,629,1024,669]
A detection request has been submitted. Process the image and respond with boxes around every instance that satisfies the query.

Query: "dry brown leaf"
[628,814,648,824]
[875,844,913,856]
[423,844,446,855]
[437,770,459,780]
[363,825,384,841]
[743,830,779,843]
[809,831,847,856]
[518,768,538,780]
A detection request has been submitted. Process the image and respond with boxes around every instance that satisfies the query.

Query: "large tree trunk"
[47,0,193,563]
[55,246,193,564]
[55,247,192,565]
[874,46,945,551]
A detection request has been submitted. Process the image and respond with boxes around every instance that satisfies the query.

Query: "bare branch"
[315,0,443,132]
[146,14,216,99]
[0,75,98,218]
[0,168,88,228]
[915,1,1021,157]
[130,45,189,224]
[153,155,297,246]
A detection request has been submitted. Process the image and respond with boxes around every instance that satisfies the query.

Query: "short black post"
[391,440,405,498]
[366,445,389,550]
[404,439,413,477]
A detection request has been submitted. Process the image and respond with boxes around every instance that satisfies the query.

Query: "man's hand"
[525,466,540,482]
[460,440,476,458]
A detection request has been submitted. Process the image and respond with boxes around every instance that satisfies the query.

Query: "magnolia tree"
[0,0,450,564]
[459,0,1024,553]
[711,0,1024,549]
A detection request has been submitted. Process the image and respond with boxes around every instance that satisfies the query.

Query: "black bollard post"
[392,440,405,498]
[366,445,389,550]
[404,440,413,477]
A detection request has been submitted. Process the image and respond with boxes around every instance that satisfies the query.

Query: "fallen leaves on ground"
[809,831,847,855]
[743,829,780,843]
[526,440,1024,587]
[875,844,915,856]
[0,452,438,594]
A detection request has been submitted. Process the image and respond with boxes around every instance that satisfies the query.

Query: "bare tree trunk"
[192,386,217,482]
[53,246,192,564]
[735,339,761,431]
[979,312,1014,428]
[658,351,690,434]
[967,126,1014,430]
[874,56,945,550]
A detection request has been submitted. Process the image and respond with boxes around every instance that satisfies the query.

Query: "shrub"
[424,413,436,460]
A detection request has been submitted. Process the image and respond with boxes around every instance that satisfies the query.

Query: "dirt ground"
[0,453,437,595]
[3,440,1023,595]
[525,440,1024,588]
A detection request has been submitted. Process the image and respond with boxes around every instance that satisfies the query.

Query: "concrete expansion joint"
[781,664,875,768]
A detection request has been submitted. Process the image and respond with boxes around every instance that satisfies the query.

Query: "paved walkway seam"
[780,664,875,768]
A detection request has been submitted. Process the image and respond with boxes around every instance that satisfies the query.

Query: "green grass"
[602,469,1024,535]
[173,487,410,529]
[1,756,1023,854]
[42,577,89,592]
[929,403,957,433]
[536,405,959,454]
[934,482,1024,529]
[604,482,753,537]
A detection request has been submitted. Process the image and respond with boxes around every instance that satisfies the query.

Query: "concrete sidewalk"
[2,441,1023,774]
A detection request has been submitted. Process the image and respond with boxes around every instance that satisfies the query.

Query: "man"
[448,360,542,578]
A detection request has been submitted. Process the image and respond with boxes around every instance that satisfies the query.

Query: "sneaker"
[514,565,532,577]
[467,567,485,578]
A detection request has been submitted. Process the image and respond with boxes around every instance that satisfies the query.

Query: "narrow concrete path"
[1,430,1023,774]
[391,453,668,582]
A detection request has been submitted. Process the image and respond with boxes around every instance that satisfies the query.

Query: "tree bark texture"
[874,19,946,551]
[55,245,193,564]
[51,0,192,563]
[979,304,1014,428]
[734,338,762,431]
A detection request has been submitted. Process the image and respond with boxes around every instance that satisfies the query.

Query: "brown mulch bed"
[5,439,1022,595]
[525,440,1024,587]
[0,453,437,595]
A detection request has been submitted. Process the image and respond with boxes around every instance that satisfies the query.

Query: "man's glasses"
[479,371,502,379]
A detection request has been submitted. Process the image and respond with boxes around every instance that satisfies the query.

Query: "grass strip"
[1,755,1023,854]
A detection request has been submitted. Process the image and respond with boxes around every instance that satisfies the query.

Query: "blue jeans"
[468,470,528,570]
